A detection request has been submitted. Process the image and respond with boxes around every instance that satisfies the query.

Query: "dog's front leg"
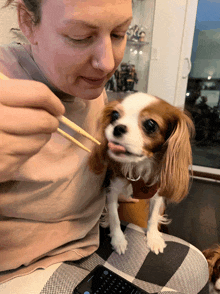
[107,177,129,255]
[145,193,170,254]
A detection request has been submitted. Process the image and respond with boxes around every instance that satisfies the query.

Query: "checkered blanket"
[0,223,209,294]
[41,223,209,294]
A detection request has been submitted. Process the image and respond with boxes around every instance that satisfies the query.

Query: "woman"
[0,0,209,293]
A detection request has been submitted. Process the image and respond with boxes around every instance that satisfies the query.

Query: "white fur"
[144,193,171,254]
[121,92,158,114]
[107,178,130,254]
[215,278,220,290]
[105,177,170,255]
[209,281,220,294]
[105,119,144,162]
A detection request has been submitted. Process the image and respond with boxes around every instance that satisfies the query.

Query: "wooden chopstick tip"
[57,115,101,146]
[0,72,10,80]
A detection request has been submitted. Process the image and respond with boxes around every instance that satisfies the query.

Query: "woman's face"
[31,0,132,100]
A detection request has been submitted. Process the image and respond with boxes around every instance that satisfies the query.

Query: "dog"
[203,245,220,292]
[89,92,194,255]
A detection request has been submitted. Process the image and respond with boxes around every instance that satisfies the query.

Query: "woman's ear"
[17,0,37,44]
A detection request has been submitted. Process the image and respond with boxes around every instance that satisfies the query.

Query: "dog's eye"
[143,119,158,134]
[110,111,120,123]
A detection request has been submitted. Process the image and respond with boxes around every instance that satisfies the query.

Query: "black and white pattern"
[39,223,209,294]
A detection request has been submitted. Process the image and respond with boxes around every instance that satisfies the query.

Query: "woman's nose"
[93,37,115,73]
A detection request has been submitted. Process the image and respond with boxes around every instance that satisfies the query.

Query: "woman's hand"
[0,79,65,182]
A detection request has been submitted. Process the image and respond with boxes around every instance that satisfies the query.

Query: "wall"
[147,0,187,105]
[147,0,198,107]
[0,0,18,45]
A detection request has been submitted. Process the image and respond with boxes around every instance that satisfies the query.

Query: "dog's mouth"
[108,141,143,158]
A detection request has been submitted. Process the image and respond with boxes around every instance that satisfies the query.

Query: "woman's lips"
[81,76,106,86]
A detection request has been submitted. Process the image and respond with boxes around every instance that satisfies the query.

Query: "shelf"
[133,0,148,2]
[127,40,150,46]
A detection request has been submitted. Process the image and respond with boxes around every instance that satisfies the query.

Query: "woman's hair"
[4,0,42,24]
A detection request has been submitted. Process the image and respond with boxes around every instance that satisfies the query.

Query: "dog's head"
[89,93,194,202]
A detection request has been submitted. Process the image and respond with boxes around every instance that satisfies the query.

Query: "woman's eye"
[143,119,158,134]
[111,33,126,40]
[110,111,120,123]
[66,35,92,44]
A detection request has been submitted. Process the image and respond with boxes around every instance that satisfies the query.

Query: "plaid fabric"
[39,223,209,294]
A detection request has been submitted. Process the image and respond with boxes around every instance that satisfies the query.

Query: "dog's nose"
[113,124,127,137]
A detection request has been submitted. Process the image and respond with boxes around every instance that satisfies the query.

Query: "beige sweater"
[0,42,106,283]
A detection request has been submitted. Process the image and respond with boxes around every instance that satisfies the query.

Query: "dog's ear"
[159,111,195,202]
[88,139,108,175]
[88,100,120,174]
[88,117,108,174]
[203,248,214,281]
[203,246,220,281]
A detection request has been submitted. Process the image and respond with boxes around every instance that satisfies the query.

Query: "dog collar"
[128,178,158,199]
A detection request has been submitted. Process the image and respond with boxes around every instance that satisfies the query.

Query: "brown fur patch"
[139,99,180,156]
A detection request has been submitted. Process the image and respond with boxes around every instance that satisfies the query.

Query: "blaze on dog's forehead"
[121,93,158,115]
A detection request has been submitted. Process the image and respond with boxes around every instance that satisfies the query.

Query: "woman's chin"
[72,87,105,100]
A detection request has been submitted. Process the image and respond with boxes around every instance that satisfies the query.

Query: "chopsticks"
[57,116,100,152]
[0,72,101,152]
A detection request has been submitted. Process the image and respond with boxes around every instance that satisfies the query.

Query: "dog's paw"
[145,230,166,255]
[111,231,128,255]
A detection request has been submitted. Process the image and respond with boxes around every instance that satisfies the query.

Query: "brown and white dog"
[89,92,194,255]
[203,245,220,292]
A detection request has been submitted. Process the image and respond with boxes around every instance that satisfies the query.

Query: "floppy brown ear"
[88,107,108,175]
[88,136,108,174]
[203,245,220,281]
[159,111,195,202]
[88,100,120,174]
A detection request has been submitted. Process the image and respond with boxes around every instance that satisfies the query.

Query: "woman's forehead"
[42,0,132,26]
